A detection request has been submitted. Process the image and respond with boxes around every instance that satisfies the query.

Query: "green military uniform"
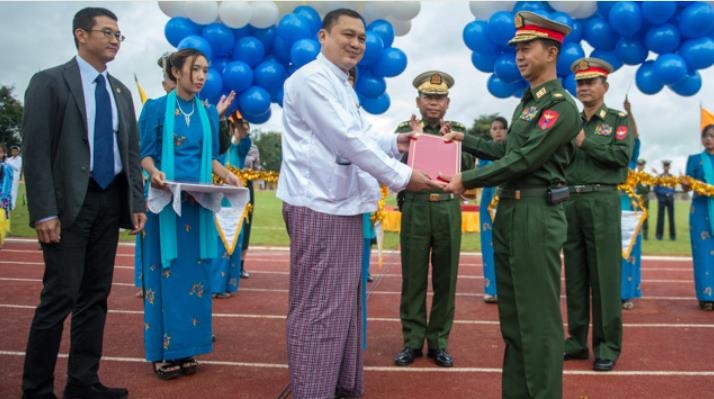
[635,160,650,239]
[563,58,635,366]
[397,118,470,353]
[457,11,579,398]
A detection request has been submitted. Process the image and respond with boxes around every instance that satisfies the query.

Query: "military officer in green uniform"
[393,70,471,368]
[442,11,579,398]
[635,159,650,239]
[562,57,635,372]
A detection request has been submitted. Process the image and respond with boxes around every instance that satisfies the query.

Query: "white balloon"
[250,1,279,29]
[158,1,186,17]
[277,1,301,16]
[389,18,412,37]
[219,1,252,29]
[468,1,515,20]
[548,1,580,14]
[313,1,362,15]
[184,1,219,25]
[362,2,389,23]
[389,1,421,21]
[570,1,597,19]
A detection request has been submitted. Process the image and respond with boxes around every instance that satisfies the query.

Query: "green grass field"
[10,183,693,256]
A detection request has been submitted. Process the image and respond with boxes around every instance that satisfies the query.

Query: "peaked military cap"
[413,70,454,95]
[571,57,613,80]
[509,11,571,45]
[662,160,672,166]
[637,159,646,165]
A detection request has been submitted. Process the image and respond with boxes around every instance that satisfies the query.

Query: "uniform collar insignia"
[535,87,547,99]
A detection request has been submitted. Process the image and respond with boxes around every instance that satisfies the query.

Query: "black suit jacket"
[22,58,144,229]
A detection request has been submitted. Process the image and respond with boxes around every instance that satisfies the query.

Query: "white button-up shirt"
[277,53,411,216]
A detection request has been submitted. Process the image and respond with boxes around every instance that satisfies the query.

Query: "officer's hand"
[442,131,464,142]
[409,114,423,133]
[35,218,61,244]
[574,129,586,147]
[439,120,452,136]
[439,173,465,195]
[405,169,443,192]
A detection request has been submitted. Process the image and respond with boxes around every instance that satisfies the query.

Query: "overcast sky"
[2,1,714,173]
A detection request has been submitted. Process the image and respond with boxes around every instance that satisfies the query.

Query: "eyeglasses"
[83,28,125,42]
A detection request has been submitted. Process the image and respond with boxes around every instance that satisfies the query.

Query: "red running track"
[1,238,713,398]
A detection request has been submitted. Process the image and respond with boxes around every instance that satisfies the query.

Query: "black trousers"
[656,196,675,240]
[241,180,255,252]
[22,180,122,397]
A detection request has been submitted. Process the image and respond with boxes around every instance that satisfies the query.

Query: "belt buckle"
[573,185,586,193]
[429,193,440,202]
[514,190,521,200]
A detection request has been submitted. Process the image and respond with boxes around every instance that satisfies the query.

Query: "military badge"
[615,125,628,140]
[535,87,547,99]
[595,123,613,136]
[514,13,524,28]
[520,106,538,121]
[538,109,559,130]
[430,73,442,85]
[576,59,589,72]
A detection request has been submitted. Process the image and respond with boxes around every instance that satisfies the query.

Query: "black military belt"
[496,187,549,199]
[568,184,617,194]
[406,192,456,202]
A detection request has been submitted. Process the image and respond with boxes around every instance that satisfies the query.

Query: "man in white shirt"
[7,145,22,210]
[277,8,437,399]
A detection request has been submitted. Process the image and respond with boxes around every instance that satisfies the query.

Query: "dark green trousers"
[399,195,461,350]
[494,196,566,399]
[563,191,623,361]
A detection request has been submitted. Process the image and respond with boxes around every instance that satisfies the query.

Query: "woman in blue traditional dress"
[0,144,14,247]
[138,48,241,379]
[683,124,714,311]
[210,111,251,298]
[620,99,642,310]
[479,117,508,303]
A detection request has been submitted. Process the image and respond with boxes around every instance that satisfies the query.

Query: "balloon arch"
[159,1,714,123]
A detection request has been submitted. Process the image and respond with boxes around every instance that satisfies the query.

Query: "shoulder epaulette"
[607,108,628,118]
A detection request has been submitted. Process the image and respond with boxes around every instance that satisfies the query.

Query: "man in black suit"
[21,7,145,399]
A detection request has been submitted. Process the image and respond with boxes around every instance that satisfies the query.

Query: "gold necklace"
[176,99,195,127]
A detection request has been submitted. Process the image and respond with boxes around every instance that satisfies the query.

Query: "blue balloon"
[487,74,516,99]
[253,27,277,54]
[679,2,714,38]
[233,25,254,40]
[590,49,623,71]
[232,37,265,67]
[463,20,498,55]
[368,20,395,48]
[244,108,272,124]
[563,73,577,97]
[200,67,223,100]
[584,17,618,51]
[165,17,201,48]
[372,47,407,78]
[269,86,284,106]
[653,53,688,85]
[493,53,520,83]
[644,23,680,54]
[253,59,287,90]
[355,70,386,98]
[513,1,551,14]
[222,61,253,92]
[564,19,583,44]
[557,42,586,77]
[615,37,648,65]
[293,5,321,35]
[210,57,230,74]
[360,32,384,66]
[550,12,574,31]
[597,2,616,18]
[360,92,391,115]
[177,35,213,61]
[609,2,642,37]
[272,37,292,64]
[668,71,702,96]
[511,79,528,98]
[635,61,664,94]
[641,1,677,24]
[239,86,271,116]
[487,11,515,47]
[471,51,498,73]
[290,39,320,68]
[202,23,235,58]
[278,14,311,45]
[679,37,714,70]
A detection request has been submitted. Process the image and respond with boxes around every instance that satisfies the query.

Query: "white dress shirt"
[76,55,123,177]
[277,53,411,216]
